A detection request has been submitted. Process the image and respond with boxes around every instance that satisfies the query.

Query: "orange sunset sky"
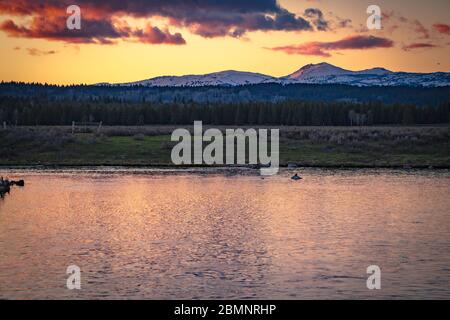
[0,0,449,85]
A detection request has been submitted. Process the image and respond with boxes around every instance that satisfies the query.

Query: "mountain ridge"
[101,63,450,88]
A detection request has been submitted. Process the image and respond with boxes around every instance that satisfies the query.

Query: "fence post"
[72,121,75,134]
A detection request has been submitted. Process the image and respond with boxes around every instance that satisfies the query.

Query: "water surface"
[0,168,449,299]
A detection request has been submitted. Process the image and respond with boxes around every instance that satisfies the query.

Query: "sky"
[0,0,449,85]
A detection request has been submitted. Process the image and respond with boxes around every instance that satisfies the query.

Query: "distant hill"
[99,62,450,88]
[116,70,278,87]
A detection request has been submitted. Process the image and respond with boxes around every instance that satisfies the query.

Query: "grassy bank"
[1,126,449,168]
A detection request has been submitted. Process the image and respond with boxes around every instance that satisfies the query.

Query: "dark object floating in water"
[0,179,10,194]
[0,184,10,194]
[291,174,302,181]
[11,180,25,187]
[0,178,25,195]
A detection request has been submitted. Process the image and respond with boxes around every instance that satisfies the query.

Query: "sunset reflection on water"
[0,169,449,299]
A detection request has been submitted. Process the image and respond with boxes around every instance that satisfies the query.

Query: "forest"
[0,96,449,126]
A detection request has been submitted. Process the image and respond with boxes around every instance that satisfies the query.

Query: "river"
[0,168,449,299]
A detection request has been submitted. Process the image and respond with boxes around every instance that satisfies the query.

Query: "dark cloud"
[0,0,315,43]
[337,18,352,28]
[324,11,352,30]
[402,43,437,51]
[0,17,123,44]
[381,10,433,40]
[433,23,450,35]
[131,25,186,45]
[0,15,186,45]
[413,20,430,39]
[381,10,409,27]
[177,7,312,38]
[303,8,329,31]
[26,48,58,56]
[269,35,394,57]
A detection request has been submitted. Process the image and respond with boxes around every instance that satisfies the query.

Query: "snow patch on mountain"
[100,63,450,88]
[117,70,278,87]
[285,62,351,80]
[284,63,448,87]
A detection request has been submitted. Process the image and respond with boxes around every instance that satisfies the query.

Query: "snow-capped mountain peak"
[101,62,449,88]
[285,63,394,81]
[118,70,277,87]
[285,62,350,80]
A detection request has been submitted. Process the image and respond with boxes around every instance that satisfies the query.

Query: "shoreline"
[0,163,448,170]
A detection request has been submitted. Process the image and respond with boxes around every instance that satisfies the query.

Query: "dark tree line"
[0,97,449,126]
[1,82,450,107]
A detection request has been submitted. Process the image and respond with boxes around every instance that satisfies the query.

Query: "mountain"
[102,63,450,88]
[116,70,278,87]
[285,62,353,80]
[284,63,448,87]
[355,67,392,75]
[285,62,393,81]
